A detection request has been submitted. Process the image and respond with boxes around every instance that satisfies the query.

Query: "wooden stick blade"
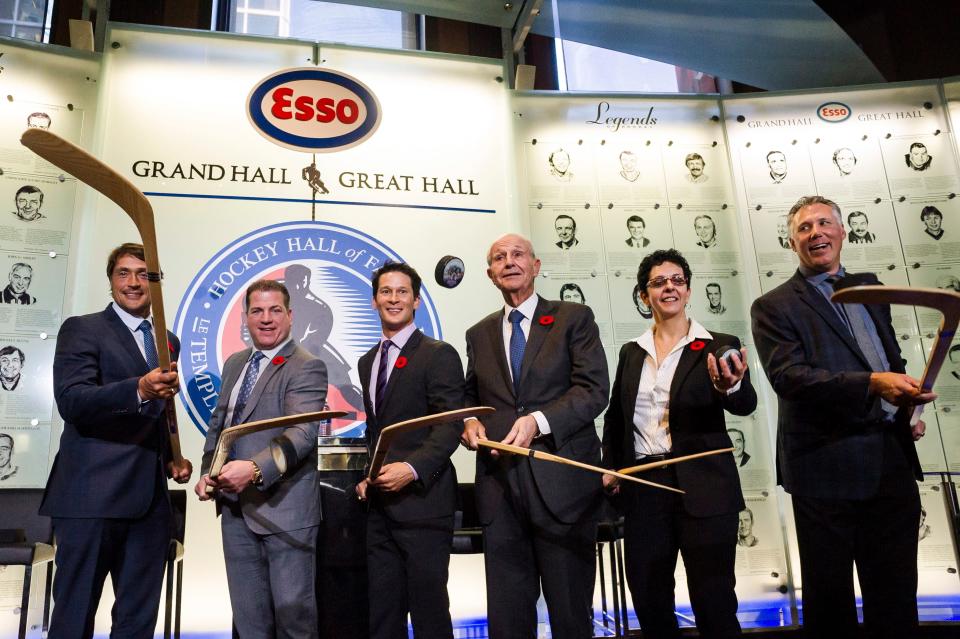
[478,440,684,494]
[367,406,494,480]
[617,447,734,475]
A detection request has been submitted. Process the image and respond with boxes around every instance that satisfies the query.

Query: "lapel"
[485,310,513,396]
[358,346,375,425]
[518,296,554,390]
[238,340,298,424]
[620,343,646,420]
[790,271,871,369]
[103,304,149,374]
[669,339,708,399]
[378,329,422,418]
[219,347,250,411]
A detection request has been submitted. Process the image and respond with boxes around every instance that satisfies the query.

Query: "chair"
[595,513,629,638]
[163,489,187,639]
[0,489,54,639]
[452,483,483,554]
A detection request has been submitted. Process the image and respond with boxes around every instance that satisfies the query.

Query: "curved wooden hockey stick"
[367,406,495,481]
[617,447,734,475]
[21,128,184,462]
[479,439,684,494]
[832,285,960,424]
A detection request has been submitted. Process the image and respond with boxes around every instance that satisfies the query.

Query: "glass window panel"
[287,1,402,49]
[14,25,41,41]
[17,0,45,22]
[246,0,280,10]
[561,40,681,93]
[0,0,15,20]
[245,13,280,37]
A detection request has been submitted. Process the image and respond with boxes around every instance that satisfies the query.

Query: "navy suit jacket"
[359,329,464,522]
[751,270,921,500]
[42,304,180,518]
[602,334,755,517]
[465,297,609,526]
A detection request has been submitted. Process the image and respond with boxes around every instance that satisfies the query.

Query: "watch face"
[435,255,465,289]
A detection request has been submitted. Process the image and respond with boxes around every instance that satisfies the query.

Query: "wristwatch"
[251,461,264,486]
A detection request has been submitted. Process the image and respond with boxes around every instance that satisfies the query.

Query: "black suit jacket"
[602,334,755,517]
[751,270,921,500]
[359,329,464,522]
[42,305,180,518]
[465,297,609,525]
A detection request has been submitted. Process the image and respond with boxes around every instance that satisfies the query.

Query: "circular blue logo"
[173,221,441,437]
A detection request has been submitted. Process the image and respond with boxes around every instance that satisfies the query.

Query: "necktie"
[509,309,526,394]
[375,340,393,415]
[231,351,265,426]
[138,320,159,370]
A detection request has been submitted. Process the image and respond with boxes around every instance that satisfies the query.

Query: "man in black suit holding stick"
[461,233,609,638]
[356,262,464,639]
[751,195,934,639]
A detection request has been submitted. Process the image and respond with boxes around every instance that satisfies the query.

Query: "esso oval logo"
[247,68,381,152]
[817,102,851,123]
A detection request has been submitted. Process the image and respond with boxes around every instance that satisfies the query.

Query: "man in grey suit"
[751,195,934,639]
[462,233,609,638]
[195,279,327,638]
[355,262,464,639]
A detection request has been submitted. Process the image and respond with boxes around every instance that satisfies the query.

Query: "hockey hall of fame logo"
[173,221,442,437]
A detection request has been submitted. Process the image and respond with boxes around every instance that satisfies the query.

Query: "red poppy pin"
[395,356,408,369]
[272,355,286,366]
[689,340,706,351]
[167,342,174,353]
[539,315,555,326]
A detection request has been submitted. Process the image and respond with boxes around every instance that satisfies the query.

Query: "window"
[0,0,51,43]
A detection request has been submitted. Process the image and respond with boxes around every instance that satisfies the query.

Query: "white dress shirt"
[501,293,550,435]
[112,302,158,406]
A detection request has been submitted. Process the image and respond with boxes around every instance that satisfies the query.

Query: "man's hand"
[194,474,217,500]
[500,415,539,452]
[706,347,748,392]
[912,419,926,441]
[138,362,179,401]
[602,473,620,496]
[216,460,257,493]
[372,462,415,493]
[167,457,193,483]
[355,478,370,501]
[869,372,937,406]
[461,417,487,450]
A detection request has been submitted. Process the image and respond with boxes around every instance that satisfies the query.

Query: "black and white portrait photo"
[27,112,52,130]
[832,147,857,177]
[684,152,708,184]
[554,214,579,249]
[905,142,932,172]
[0,345,24,391]
[13,185,45,222]
[559,282,586,304]
[547,148,573,182]
[937,275,960,292]
[776,216,791,249]
[705,282,726,315]
[738,508,759,547]
[919,507,931,542]
[1,262,36,305]
[921,205,944,240]
[625,215,650,248]
[847,210,876,244]
[0,432,16,481]
[632,283,653,319]
[766,150,788,184]
[727,427,750,467]
[618,151,640,182]
[694,214,718,249]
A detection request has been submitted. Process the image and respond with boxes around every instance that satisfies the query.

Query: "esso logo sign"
[817,102,851,123]
[247,68,381,152]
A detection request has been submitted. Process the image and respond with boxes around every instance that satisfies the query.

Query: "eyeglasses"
[646,274,688,289]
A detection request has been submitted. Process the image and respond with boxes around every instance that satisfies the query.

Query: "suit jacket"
[358,329,464,522]
[602,334,755,517]
[201,340,327,535]
[751,270,921,500]
[42,305,180,519]
[465,296,609,525]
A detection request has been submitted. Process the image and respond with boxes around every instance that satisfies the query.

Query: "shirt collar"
[253,338,292,362]
[111,301,152,332]
[799,263,846,286]
[635,318,713,359]
[503,293,540,321]
[381,321,419,350]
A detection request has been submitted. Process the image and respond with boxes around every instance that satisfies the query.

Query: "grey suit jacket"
[201,340,327,535]
[358,329,464,522]
[465,296,609,525]
[751,270,921,500]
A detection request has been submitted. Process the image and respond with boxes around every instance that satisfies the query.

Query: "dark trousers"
[483,458,598,639]
[366,505,454,639]
[621,465,741,639]
[220,504,319,639]
[791,436,920,639]
[49,485,171,639]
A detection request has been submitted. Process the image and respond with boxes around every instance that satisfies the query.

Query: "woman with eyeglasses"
[602,248,756,639]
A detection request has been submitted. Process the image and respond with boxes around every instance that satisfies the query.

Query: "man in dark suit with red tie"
[356,262,464,639]
[462,233,609,638]
[751,195,935,639]
[42,243,192,638]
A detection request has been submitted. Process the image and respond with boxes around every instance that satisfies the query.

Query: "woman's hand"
[706,347,748,393]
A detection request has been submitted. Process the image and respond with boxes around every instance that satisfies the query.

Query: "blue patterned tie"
[231,351,265,426]
[375,339,393,416]
[137,320,159,370]
[508,309,526,394]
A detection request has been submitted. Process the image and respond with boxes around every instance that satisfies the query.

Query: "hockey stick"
[617,447,735,475]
